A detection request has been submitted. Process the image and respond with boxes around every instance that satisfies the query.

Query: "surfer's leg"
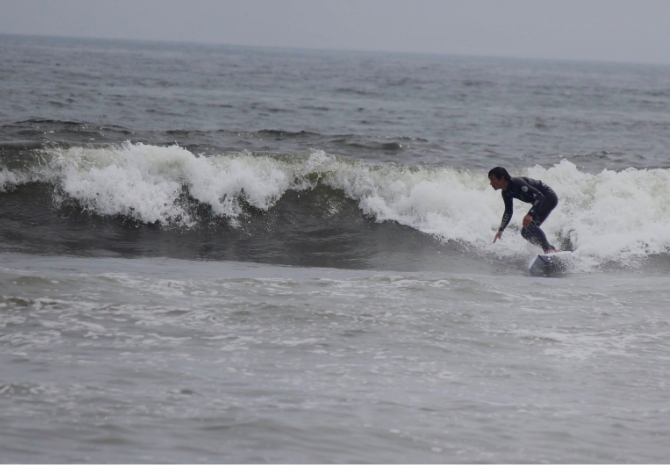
[521,191,558,252]
[521,222,554,252]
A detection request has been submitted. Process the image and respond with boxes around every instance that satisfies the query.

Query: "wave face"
[1,143,669,271]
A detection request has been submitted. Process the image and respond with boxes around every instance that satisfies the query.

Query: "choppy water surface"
[1,35,669,463]
[2,255,669,463]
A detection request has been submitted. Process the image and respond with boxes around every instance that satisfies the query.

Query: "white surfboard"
[528,251,573,275]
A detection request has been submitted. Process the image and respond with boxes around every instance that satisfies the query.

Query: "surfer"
[488,167,559,253]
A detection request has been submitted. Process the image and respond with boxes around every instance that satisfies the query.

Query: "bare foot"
[545,249,560,254]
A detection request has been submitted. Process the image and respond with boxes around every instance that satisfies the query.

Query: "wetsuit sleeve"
[520,180,546,219]
[499,192,513,231]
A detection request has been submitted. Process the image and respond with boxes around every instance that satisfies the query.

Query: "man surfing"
[488,167,559,253]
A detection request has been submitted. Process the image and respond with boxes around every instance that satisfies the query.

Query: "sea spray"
[2,143,669,268]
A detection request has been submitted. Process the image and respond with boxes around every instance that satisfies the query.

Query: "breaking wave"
[2,142,669,269]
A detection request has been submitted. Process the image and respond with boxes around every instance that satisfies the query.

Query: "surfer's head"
[488,167,511,190]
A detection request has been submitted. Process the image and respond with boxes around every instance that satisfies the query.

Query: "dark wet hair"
[488,167,511,182]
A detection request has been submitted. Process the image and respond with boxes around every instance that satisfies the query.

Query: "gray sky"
[1,0,669,64]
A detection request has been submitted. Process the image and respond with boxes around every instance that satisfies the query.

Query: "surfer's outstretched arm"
[494,192,513,243]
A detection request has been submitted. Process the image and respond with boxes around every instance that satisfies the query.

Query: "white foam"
[526,161,670,267]
[6,143,670,268]
[316,156,670,268]
[0,168,34,192]
[45,143,312,225]
[321,159,502,251]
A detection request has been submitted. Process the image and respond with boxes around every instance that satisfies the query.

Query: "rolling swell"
[0,179,455,271]
[0,119,426,164]
[1,142,670,272]
[0,142,460,270]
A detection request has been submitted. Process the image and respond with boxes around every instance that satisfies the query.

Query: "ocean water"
[1,34,669,463]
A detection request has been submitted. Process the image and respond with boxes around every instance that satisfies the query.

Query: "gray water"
[3,255,670,463]
[1,34,670,463]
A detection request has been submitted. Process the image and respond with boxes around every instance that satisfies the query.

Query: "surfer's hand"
[493,231,503,243]
[523,214,533,227]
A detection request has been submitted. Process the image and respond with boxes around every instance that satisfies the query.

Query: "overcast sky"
[1,0,669,64]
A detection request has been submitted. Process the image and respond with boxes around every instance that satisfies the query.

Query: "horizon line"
[2,31,669,68]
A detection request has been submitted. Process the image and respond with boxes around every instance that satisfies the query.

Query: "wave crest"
[2,142,670,267]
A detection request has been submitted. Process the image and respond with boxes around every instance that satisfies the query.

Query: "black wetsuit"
[498,177,558,252]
